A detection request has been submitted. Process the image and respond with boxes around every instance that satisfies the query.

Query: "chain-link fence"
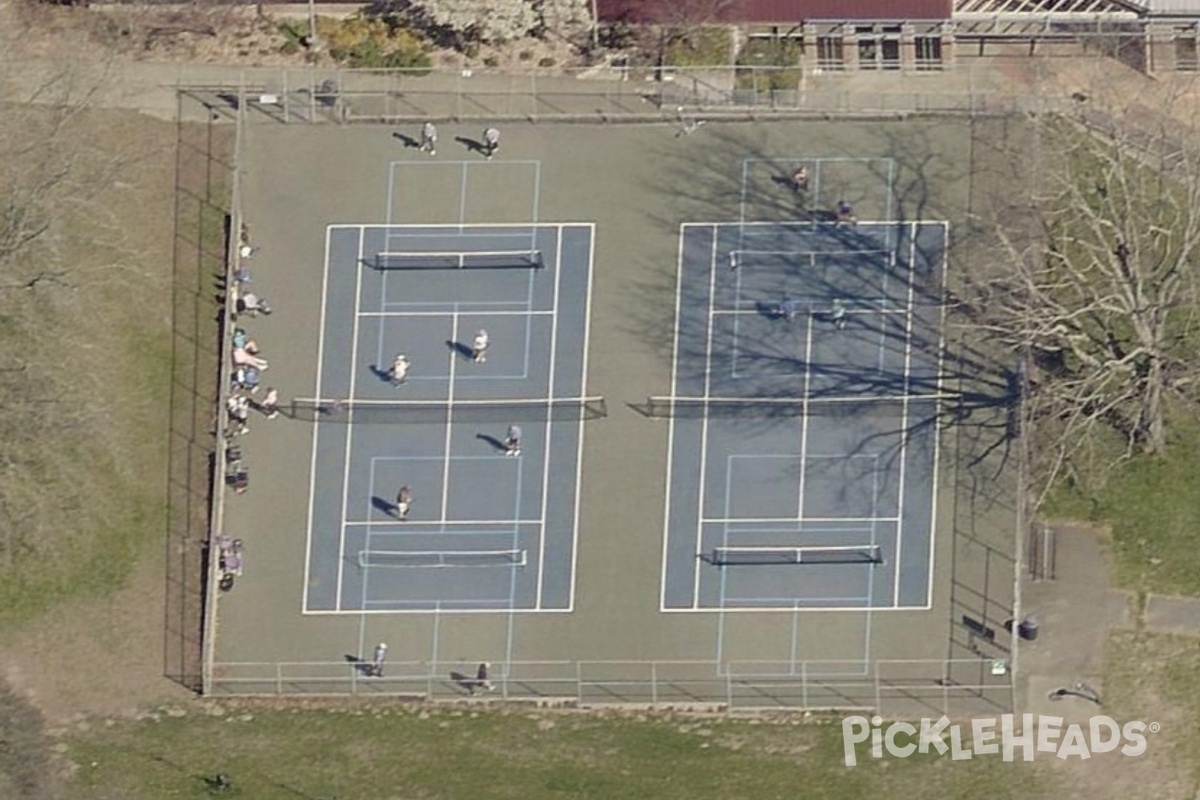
[207,658,1012,717]
[179,62,1067,125]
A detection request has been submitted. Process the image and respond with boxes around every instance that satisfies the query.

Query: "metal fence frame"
[177,63,1066,125]
[207,658,1012,717]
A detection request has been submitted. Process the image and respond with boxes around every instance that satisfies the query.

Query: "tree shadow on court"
[621,117,1026,486]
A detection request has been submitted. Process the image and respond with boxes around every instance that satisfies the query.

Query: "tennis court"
[659,221,948,611]
[301,222,597,613]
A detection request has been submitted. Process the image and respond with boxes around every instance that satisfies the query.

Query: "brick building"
[595,0,1200,73]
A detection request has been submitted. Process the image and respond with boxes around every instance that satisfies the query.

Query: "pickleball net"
[289,396,607,424]
[358,549,528,568]
[642,393,955,419]
[368,250,544,270]
[710,545,884,566]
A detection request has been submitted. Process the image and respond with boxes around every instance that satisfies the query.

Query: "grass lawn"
[63,703,1054,800]
[1046,413,1200,597]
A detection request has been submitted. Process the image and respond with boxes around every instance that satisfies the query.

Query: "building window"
[856,25,901,71]
[1176,32,1199,71]
[817,36,845,71]
[915,36,943,71]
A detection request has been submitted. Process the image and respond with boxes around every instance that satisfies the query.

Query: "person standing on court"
[483,127,500,160]
[471,329,489,364]
[419,121,437,155]
[259,386,279,419]
[830,298,847,330]
[778,297,800,321]
[391,353,410,386]
[792,166,809,192]
[504,425,522,457]
[395,485,412,520]
[372,642,388,677]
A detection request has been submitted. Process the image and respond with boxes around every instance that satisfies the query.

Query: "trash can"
[1017,614,1039,641]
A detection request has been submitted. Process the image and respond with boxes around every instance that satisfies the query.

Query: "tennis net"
[711,545,883,566]
[369,250,543,270]
[643,394,954,419]
[289,396,607,424]
[358,549,527,568]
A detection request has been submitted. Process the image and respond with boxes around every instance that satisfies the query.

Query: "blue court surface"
[302,223,596,613]
[660,221,947,611]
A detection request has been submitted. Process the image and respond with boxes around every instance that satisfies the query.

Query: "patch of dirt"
[0,549,191,726]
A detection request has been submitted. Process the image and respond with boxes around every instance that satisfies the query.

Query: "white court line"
[530,162,542,245]
[302,227,337,615]
[568,224,598,613]
[679,220,947,230]
[390,159,542,167]
[892,221,920,607]
[383,300,530,309]
[534,225,564,609]
[701,515,900,524]
[306,605,574,615]
[691,226,720,608]
[504,449,526,640]
[440,312,460,522]
[740,156,897,164]
[713,308,905,317]
[329,221,570,231]
[458,161,469,227]
[335,227,367,611]
[926,221,951,607]
[345,518,543,527]
[659,225,690,611]
[661,603,931,614]
[713,448,737,669]
[796,312,816,521]
[885,160,896,221]
[386,162,397,225]
[721,595,876,605]
[360,310,556,318]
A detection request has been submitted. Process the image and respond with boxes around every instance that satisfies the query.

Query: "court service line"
[440,313,461,522]
[701,515,900,524]
[926,221,951,607]
[568,224,598,612]
[458,162,469,228]
[534,223,565,609]
[344,518,542,527]
[503,450,525,664]
[712,308,906,317]
[892,221,920,607]
[360,309,556,318]
[691,225,721,609]
[336,227,368,612]
[712,451,737,670]
[795,311,817,521]
[302,226,337,614]
[386,163,397,226]
[660,225,690,611]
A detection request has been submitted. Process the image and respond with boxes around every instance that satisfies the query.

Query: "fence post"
[576,661,583,706]
[651,662,658,707]
[874,664,882,715]
[276,662,283,695]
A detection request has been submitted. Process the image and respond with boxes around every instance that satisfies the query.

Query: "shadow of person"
[371,496,396,517]
[446,339,475,361]
[770,174,801,192]
[369,364,394,384]
[475,433,507,452]
[455,135,486,155]
[344,654,377,677]
[392,131,419,148]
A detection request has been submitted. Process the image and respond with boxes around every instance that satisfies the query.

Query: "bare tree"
[966,87,1200,498]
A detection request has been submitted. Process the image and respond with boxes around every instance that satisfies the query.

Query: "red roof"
[596,0,952,23]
